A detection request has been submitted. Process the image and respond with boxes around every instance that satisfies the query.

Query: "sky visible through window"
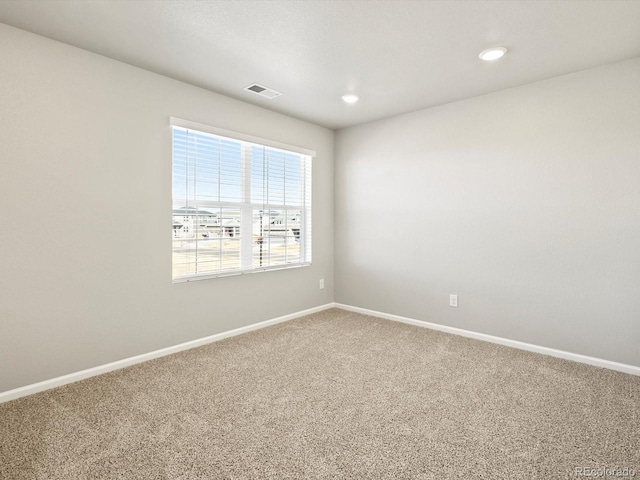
[172,128,302,206]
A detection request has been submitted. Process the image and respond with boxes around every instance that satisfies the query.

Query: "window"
[171,118,313,281]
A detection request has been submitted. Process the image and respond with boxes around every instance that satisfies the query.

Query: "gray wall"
[335,58,640,367]
[2,22,639,394]
[0,24,334,393]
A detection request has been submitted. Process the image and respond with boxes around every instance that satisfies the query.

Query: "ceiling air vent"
[244,83,282,99]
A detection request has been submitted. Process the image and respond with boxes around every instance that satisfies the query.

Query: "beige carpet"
[1,308,639,479]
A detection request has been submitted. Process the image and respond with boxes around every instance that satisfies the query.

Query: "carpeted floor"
[1,308,639,479]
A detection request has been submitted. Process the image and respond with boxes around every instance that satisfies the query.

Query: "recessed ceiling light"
[479,47,508,61]
[342,94,359,104]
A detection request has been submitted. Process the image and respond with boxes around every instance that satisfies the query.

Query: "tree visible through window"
[171,120,312,281]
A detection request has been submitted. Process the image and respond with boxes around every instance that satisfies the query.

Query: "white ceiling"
[1,0,640,130]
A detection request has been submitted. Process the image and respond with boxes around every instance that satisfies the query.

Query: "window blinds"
[171,119,313,281]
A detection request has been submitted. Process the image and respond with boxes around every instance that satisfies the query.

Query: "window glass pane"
[196,208,220,239]
[284,153,302,206]
[219,138,242,202]
[219,208,241,239]
[172,129,188,203]
[265,148,285,205]
[252,209,301,268]
[252,209,271,268]
[195,241,221,275]
[173,129,243,203]
[192,134,220,202]
[266,238,287,267]
[172,124,311,280]
[172,238,197,278]
[220,239,241,270]
[251,145,265,204]
[285,209,301,264]
[172,210,196,239]
[219,208,241,271]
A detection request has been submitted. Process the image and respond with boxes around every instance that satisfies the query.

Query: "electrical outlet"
[449,294,458,308]
[319,279,325,289]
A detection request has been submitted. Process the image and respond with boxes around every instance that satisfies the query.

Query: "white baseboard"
[0,303,335,404]
[4,301,636,404]
[335,303,640,377]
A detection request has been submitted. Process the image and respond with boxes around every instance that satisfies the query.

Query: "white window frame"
[171,117,314,282]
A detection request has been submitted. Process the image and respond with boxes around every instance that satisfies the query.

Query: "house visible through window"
[171,118,313,281]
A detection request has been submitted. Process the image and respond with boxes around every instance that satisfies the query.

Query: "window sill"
[172,262,312,283]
